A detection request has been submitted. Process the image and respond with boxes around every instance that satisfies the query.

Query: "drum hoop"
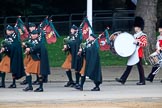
[114,32,136,57]
[109,31,122,40]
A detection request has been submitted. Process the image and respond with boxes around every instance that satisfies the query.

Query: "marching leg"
[34,76,43,92]
[20,69,27,85]
[20,76,27,85]
[80,76,85,91]
[0,72,5,88]
[91,81,100,91]
[75,72,80,87]
[32,75,39,85]
[0,72,1,86]
[43,75,48,83]
[75,76,85,91]
[146,66,159,82]
[136,59,145,85]
[23,75,33,91]
[64,70,75,87]
[115,66,132,84]
[8,76,16,88]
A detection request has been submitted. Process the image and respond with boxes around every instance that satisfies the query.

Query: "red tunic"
[159,40,162,47]
[134,32,147,58]
[156,36,162,49]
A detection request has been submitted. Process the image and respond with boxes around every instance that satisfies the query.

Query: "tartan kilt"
[0,55,10,73]
[61,54,72,70]
[80,58,86,76]
[24,55,32,68]
[25,58,40,75]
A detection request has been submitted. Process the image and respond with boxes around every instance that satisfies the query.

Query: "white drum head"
[114,32,136,57]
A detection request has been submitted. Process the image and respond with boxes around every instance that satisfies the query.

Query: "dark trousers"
[147,66,159,81]
[120,58,145,83]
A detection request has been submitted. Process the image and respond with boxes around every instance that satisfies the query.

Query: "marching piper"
[62,25,82,87]
[20,22,38,85]
[0,25,25,88]
[22,30,50,92]
[76,34,102,91]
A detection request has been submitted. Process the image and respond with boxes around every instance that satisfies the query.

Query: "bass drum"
[114,32,136,57]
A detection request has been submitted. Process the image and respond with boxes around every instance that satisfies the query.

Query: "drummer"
[146,19,162,83]
[115,16,147,85]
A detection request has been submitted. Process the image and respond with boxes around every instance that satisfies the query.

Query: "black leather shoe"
[64,81,75,87]
[70,83,75,87]
[32,81,39,85]
[74,84,80,88]
[115,78,125,85]
[8,84,16,88]
[20,80,27,85]
[0,85,5,88]
[145,77,153,82]
[136,82,145,85]
[91,87,100,91]
[43,78,48,83]
[75,85,83,91]
[34,87,43,92]
[23,86,33,91]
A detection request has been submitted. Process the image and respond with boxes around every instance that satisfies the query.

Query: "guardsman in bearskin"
[62,24,82,87]
[22,30,50,92]
[76,34,102,91]
[115,16,147,85]
[146,19,162,83]
[0,25,25,88]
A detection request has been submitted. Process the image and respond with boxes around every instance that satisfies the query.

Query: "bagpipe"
[62,31,79,51]
[0,40,11,54]
[63,37,73,45]
[22,39,34,48]
[62,37,72,52]
[21,39,35,54]
[78,34,102,55]
[22,39,34,49]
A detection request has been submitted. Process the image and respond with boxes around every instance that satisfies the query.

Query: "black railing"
[0,9,135,37]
